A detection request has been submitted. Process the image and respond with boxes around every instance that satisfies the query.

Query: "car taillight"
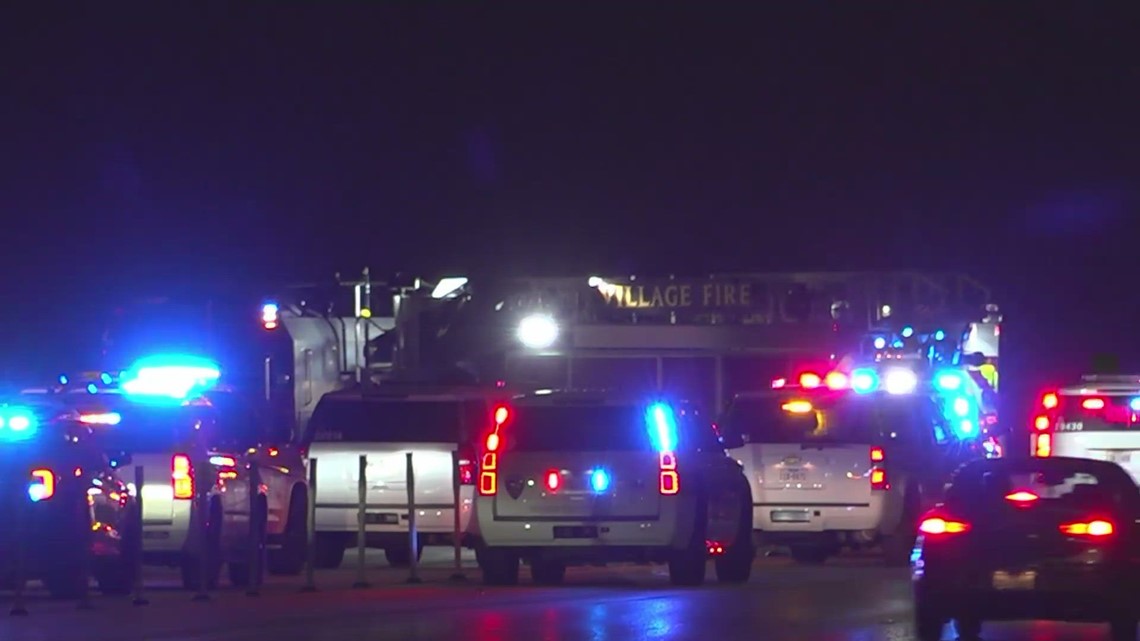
[210,454,239,482]
[1033,432,1052,458]
[659,451,679,495]
[869,447,888,490]
[172,454,195,500]
[1081,397,1105,411]
[478,431,500,496]
[918,515,971,536]
[544,469,561,492]
[1060,519,1114,537]
[457,446,475,486]
[798,372,822,389]
[1042,392,1059,410]
[1034,415,1050,431]
[1005,490,1039,505]
[28,468,55,502]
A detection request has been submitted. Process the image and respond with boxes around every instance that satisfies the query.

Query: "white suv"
[722,388,980,565]
[470,392,754,586]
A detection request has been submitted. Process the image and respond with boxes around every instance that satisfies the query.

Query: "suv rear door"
[490,402,663,521]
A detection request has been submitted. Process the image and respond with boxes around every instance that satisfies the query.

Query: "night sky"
[2,4,1138,404]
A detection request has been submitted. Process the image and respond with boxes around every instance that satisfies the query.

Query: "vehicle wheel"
[788,545,830,565]
[668,495,708,587]
[913,593,946,641]
[315,534,346,569]
[531,559,566,585]
[45,491,92,599]
[882,489,920,566]
[1110,617,1137,641]
[180,500,223,591]
[96,503,140,595]
[477,546,520,586]
[715,494,755,584]
[954,616,982,640]
[384,543,425,568]
[268,488,307,576]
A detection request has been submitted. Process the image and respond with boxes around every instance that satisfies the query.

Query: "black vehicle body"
[912,456,1140,641]
[0,404,137,598]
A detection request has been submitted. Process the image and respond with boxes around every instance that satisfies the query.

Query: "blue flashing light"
[0,406,38,441]
[851,368,879,394]
[646,402,678,453]
[100,372,112,385]
[1131,398,1140,412]
[58,374,69,385]
[951,396,971,418]
[934,329,946,341]
[901,326,914,338]
[120,354,221,400]
[872,337,887,350]
[590,469,611,493]
[956,419,976,437]
[934,370,966,392]
[28,483,48,502]
[891,340,904,349]
[86,383,98,394]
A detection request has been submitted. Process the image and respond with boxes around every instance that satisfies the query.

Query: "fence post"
[299,458,318,592]
[192,457,211,602]
[352,454,369,589]
[246,461,263,597]
[449,449,466,581]
[10,500,28,616]
[131,465,148,605]
[406,452,421,584]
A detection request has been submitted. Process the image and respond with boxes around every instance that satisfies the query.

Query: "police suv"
[1032,374,1140,484]
[723,367,987,565]
[470,391,754,586]
[34,357,310,589]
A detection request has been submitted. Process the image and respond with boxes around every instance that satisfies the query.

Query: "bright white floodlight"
[517,314,559,349]
[431,277,468,299]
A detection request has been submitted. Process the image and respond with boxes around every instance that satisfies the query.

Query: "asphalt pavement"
[0,548,1128,641]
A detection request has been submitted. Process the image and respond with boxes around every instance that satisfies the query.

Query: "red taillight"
[1033,432,1052,457]
[211,454,239,482]
[799,372,822,389]
[918,516,971,536]
[824,371,848,390]
[478,431,499,496]
[870,447,888,490]
[1005,490,1039,504]
[1042,392,1059,410]
[1081,397,1105,411]
[544,469,561,492]
[172,454,195,500]
[1060,519,1114,537]
[1034,415,1050,431]
[493,405,510,427]
[659,451,679,495]
[706,540,725,556]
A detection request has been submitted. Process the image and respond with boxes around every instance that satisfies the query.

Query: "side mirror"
[108,451,133,468]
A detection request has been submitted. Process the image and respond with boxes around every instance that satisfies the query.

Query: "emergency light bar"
[0,405,38,441]
[119,354,221,400]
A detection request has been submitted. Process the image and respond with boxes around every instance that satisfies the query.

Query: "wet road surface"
[0,550,1129,641]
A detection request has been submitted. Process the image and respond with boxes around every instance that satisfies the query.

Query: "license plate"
[553,526,598,539]
[1109,452,1132,464]
[780,468,806,482]
[992,570,1036,590]
[770,509,811,523]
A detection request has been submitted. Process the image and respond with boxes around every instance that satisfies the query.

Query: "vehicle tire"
[96,503,141,595]
[882,488,920,567]
[668,495,708,587]
[268,487,307,576]
[315,534,346,569]
[530,559,567,585]
[788,545,830,565]
[384,543,425,568]
[1109,617,1137,641]
[477,546,520,586]
[913,592,946,641]
[44,490,92,599]
[954,616,982,640]
[715,494,755,584]
[180,500,223,591]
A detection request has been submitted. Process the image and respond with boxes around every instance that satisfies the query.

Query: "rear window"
[724,394,924,444]
[95,406,210,453]
[309,398,467,443]
[947,460,1138,512]
[506,404,654,452]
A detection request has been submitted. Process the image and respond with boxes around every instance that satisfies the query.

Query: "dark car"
[912,456,1140,641]
[0,402,138,598]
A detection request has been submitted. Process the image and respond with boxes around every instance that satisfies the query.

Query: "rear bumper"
[752,498,887,537]
[473,495,689,549]
[315,504,472,535]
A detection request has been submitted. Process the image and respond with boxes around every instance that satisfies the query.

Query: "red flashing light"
[824,371,849,390]
[544,469,561,492]
[799,372,822,389]
[1034,415,1050,431]
[1005,491,1039,504]
[918,516,970,536]
[1042,392,1059,410]
[1082,398,1105,411]
[494,405,510,426]
[485,432,500,452]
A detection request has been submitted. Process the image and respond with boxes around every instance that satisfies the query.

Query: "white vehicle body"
[1033,375,1140,484]
[305,390,491,568]
[724,389,978,564]
[471,393,753,586]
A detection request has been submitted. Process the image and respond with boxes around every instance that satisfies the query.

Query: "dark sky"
[2,4,1138,388]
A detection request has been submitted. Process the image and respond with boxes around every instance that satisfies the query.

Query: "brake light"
[659,451,679,495]
[870,447,888,490]
[1034,415,1050,431]
[1060,519,1114,537]
[1081,398,1105,411]
[782,400,813,414]
[457,445,475,485]
[824,371,848,390]
[78,412,122,426]
[1033,432,1052,457]
[918,516,971,536]
[493,405,510,426]
[799,372,822,389]
[1005,491,1039,504]
[28,469,55,502]
[210,454,239,482]
[478,432,499,495]
[172,454,195,500]
[544,469,561,492]
[1042,392,1058,409]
